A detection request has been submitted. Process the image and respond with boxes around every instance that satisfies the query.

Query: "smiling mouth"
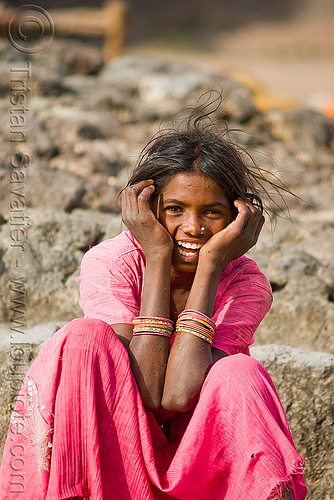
[176,241,203,259]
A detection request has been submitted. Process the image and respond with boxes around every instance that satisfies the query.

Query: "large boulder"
[254,247,334,353]
[0,209,122,326]
[251,345,334,500]
[0,159,86,214]
[100,54,257,123]
[261,108,334,160]
[250,211,334,354]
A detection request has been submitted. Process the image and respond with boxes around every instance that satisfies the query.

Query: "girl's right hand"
[121,180,173,259]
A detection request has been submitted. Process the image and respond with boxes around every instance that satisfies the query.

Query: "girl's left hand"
[198,199,265,271]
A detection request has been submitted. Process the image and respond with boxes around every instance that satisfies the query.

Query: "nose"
[181,213,202,236]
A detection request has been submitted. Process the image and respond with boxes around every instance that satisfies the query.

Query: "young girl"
[0,108,306,500]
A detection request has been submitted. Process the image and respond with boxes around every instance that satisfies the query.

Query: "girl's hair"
[125,93,291,217]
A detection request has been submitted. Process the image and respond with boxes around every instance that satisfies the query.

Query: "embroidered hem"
[10,376,54,472]
[268,458,306,499]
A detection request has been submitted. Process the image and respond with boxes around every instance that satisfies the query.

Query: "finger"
[233,199,252,229]
[122,181,154,213]
[127,179,154,195]
[244,215,264,250]
[245,211,265,248]
[245,213,264,242]
[244,201,259,215]
[247,205,264,232]
[253,213,265,240]
[137,185,155,208]
[235,199,265,232]
[235,198,262,217]
[234,198,253,215]
[121,179,152,201]
[121,185,140,216]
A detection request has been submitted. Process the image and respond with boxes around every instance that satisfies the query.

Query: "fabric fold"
[0,319,306,500]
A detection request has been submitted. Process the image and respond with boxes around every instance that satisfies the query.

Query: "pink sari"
[0,318,306,499]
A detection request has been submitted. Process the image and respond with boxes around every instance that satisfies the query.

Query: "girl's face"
[157,171,232,272]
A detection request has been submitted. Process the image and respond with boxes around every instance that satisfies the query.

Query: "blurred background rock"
[5,0,334,111]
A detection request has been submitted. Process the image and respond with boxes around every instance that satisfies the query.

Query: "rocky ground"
[0,38,333,498]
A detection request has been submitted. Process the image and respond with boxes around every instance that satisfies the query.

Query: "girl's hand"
[121,180,173,258]
[198,199,265,271]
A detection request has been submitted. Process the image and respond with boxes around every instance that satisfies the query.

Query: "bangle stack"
[175,309,216,344]
[132,316,174,338]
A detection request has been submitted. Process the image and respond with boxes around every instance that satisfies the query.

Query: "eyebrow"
[163,199,230,209]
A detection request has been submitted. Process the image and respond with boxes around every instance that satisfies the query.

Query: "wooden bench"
[0,1,128,61]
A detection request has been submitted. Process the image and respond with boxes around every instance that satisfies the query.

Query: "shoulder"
[219,255,272,294]
[81,230,145,267]
[78,231,144,322]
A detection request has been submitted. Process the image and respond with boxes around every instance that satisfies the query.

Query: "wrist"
[145,248,173,262]
[197,254,228,276]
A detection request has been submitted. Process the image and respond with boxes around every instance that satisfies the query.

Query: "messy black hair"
[125,92,292,217]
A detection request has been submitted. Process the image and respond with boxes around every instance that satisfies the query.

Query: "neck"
[170,265,195,291]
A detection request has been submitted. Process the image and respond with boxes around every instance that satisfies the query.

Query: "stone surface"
[254,249,334,353]
[263,108,334,159]
[249,211,334,354]
[251,345,334,500]
[0,209,122,325]
[101,54,257,122]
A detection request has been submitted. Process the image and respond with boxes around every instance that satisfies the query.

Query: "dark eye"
[204,209,222,216]
[166,206,182,212]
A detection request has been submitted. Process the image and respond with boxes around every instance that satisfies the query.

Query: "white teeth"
[177,241,202,250]
[178,247,195,257]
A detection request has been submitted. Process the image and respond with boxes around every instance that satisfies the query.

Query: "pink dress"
[0,231,307,499]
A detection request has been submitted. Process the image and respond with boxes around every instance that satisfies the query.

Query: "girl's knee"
[57,317,125,358]
[212,353,263,375]
[64,317,116,342]
[204,353,267,392]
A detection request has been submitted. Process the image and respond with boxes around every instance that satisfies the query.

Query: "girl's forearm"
[162,261,223,412]
[129,252,172,411]
[138,252,172,317]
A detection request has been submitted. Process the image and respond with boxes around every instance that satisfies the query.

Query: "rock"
[50,137,133,180]
[0,209,122,326]
[79,172,118,212]
[34,74,76,98]
[250,245,334,354]
[35,102,119,144]
[260,108,334,164]
[71,209,124,238]
[77,123,107,140]
[259,210,334,266]
[61,75,128,114]
[0,158,86,214]
[250,345,334,500]
[61,42,104,76]
[27,39,104,77]
[247,208,334,354]
[26,113,60,160]
[100,54,257,122]
[247,114,334,213]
